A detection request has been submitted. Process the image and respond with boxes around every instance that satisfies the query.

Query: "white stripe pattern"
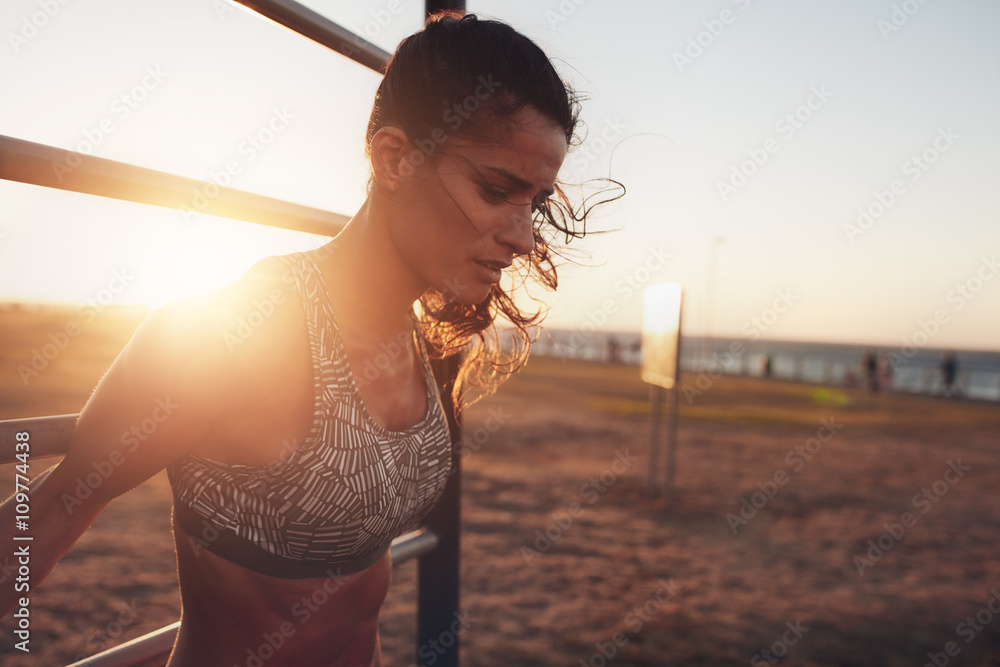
[167,251,453,572]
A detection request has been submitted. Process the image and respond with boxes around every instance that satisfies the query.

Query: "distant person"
[877,352,894,392]
[941,351,959,397]
[760,353,772,378]
[606,335,620,364]
[862,348,878,392]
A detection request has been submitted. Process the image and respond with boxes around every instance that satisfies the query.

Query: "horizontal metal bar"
[0,413,78,463]
[63,529,438,666]
[65,622,179,667]
[233,0,391,73]
[0,134,348,237]
[390,528,440,562]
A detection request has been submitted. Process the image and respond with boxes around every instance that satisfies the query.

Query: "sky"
[1,0,998,351]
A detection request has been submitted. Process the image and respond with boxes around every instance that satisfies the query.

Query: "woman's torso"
[165,247,449,667]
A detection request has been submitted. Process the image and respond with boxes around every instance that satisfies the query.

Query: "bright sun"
[140,223,323,311]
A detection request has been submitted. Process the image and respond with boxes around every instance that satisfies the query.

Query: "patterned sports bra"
[167,251,453,578]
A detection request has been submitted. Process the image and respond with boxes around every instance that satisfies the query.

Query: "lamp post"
[703,234,726,369]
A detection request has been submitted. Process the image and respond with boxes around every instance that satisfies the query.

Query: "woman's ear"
[370,126,415,192]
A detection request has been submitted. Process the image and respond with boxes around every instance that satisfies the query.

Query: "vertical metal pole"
[703,235,725,371]
[646,385,664,499]
[418,354,462,667]
[665,293,683,509]
[424,0,466,11]
[664,386,679,508]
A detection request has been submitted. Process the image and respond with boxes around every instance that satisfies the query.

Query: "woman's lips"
[475,260,504,283]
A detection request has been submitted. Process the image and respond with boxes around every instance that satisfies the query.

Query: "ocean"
[528,328,1000,402]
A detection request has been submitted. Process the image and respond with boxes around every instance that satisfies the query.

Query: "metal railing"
[1,1,464,664]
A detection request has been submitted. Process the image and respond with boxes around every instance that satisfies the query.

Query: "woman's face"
[389,105,569,305]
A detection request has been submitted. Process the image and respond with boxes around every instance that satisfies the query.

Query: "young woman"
[1,11,616,666]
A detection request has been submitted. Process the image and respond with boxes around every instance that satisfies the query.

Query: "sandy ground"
[1,306,999,666]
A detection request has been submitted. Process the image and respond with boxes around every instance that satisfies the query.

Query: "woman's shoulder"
[152,253,295,336]
[140,254,310,399]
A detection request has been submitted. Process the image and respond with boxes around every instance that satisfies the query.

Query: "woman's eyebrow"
[484,165,555,198]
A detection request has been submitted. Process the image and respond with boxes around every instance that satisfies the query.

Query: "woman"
[1,11,615,666]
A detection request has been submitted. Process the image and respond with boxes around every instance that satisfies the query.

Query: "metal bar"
[65,623,179,667]
[424,0,466,11]
[0,134,349,237]
[645,385,664,499]
[418,354,462,667]
[232,0,391,73]
[63,529,439,667]
[0,413,78,463]
[665,293,684,509]
[391,528,440,562]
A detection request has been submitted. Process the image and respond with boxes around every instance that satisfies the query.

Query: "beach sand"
[1,306,999,666]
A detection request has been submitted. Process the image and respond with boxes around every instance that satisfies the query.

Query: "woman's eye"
[482,187,507,202]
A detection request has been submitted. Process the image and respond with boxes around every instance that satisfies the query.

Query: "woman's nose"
[497,204,535,257]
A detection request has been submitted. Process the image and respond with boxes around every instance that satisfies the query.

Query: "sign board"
[641,283,682,389]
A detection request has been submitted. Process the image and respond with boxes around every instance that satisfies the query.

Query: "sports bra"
[167,251,453,579]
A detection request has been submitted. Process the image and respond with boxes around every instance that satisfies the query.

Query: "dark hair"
[366,11,623,412]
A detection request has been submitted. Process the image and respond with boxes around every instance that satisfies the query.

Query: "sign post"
[641,283,683,506]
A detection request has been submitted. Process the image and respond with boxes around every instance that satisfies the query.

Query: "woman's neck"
[312,197,426,342]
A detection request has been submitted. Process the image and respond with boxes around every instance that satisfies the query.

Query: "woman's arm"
[0,296,233,617]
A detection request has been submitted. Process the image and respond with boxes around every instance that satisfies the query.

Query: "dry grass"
[1,307,999,665]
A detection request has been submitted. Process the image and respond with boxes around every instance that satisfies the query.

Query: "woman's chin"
[438,282,492,306]
[456,287,493,306]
